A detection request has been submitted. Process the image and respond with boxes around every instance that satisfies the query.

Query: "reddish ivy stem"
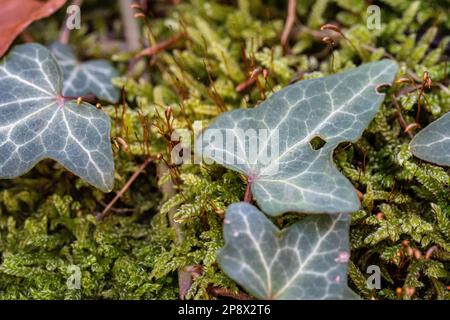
[244,177,253,203]
[62,94,98,105]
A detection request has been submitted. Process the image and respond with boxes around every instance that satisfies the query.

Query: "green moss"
[0,0,449,300]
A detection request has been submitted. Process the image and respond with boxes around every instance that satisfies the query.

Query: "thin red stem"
[98,156,152,220]
[281,0,297,54]
[244,177,253,203]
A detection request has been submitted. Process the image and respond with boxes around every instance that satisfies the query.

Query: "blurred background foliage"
[0,0,449,299]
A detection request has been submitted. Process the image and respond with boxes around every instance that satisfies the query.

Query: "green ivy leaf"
[218,202,356,300]
[49,43,120,103]
[0,43,114,192]
[342,287,362,300]
[410,112,450,166]
[198,60,398,216]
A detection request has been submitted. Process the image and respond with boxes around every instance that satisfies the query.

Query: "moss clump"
[0,0,449,299]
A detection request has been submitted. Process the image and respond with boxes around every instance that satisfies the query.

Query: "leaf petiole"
[244,176,253,203]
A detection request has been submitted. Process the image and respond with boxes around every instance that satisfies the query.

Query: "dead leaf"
[0,0,67,57]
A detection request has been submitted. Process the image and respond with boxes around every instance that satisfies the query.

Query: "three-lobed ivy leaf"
[410,112,450,166]
[0,43,114,192]
[49,43,120,103]
[197,60,398,216]
[218,202,357,300]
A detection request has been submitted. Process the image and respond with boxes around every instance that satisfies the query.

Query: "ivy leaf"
[410,112,450,166]
[49,43,120,103]
[197,60,398,216]
[342,287,361,300]
[0,43,114,192]
[218,202,354,300]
